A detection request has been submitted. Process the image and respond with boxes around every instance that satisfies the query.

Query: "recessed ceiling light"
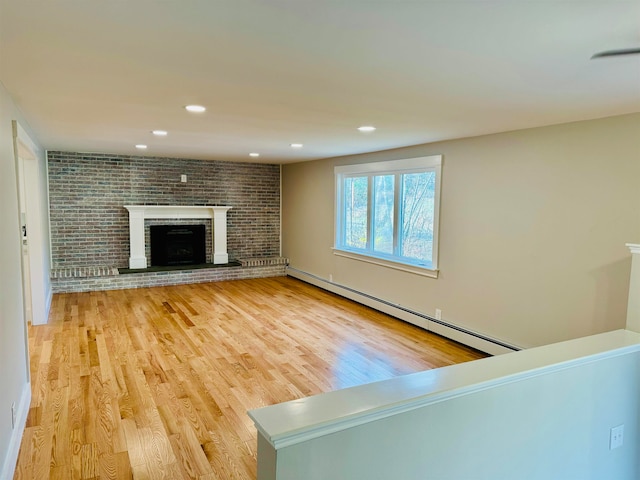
[135,144,148,150]
[357,126,376,132]
[249,153,260,157]
[185,105,206,113]
[290,143,303,148]
[152,130,168,136]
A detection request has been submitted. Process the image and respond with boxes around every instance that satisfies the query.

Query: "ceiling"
[1,0,639,164]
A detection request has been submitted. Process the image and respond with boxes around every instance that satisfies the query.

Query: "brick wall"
[48,152,280,268]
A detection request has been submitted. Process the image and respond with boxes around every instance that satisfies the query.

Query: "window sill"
[332,248,439,279]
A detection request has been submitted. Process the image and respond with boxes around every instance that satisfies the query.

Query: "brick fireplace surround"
[48,152,286,293]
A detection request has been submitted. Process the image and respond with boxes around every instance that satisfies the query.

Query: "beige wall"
[282,114,640,348]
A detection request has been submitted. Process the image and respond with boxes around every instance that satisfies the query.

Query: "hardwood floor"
[14,276,487,479]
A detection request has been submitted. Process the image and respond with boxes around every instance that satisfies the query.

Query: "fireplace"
[124,205,232,269]
[150,224,206,266]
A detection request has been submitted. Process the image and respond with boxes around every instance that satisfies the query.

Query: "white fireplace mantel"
[124,205,232,269]
[627,243,640,333]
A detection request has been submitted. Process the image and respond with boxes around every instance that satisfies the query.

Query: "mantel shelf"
[124,205,232,219]
[627,243,640,255]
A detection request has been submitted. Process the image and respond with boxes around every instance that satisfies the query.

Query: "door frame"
[12,121,51,337]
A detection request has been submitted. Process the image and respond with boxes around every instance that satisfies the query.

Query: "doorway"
[13,121,50,328]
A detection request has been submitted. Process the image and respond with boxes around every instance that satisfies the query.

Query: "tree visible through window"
[344,176,368,249]
[401,171,436,263]
[335,156,442,271]
[373,175,394,254]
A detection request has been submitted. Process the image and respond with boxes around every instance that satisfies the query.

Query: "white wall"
[0,81,46,479]
[282,114,640,348]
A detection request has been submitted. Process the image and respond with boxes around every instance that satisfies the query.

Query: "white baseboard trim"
[0,382,31,480]
[286,267,520,356]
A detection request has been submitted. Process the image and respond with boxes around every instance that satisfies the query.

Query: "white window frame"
[334,155,442,278]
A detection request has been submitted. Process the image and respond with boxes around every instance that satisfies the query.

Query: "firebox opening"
[150,224,206,266]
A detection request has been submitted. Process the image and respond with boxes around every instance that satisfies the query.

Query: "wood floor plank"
[14,276,487,479]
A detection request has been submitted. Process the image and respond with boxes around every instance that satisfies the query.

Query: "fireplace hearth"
[150,224,206,266]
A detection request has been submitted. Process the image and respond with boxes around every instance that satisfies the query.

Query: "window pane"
[344,176,368,249]
[373,175,394,254]
[401,171,436,264]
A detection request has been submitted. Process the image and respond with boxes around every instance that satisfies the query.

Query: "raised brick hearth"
[49,258,288,293]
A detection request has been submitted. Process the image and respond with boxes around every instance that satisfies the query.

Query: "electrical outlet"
[329,274,333,282]
[180,174,187,183]
[610,424,624,450]
[11,402,16,429]
[435,308,442,320]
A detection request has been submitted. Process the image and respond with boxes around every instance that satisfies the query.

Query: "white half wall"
[250,330,640,480]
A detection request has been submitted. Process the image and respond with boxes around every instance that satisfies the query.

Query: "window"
[334,155,442,276]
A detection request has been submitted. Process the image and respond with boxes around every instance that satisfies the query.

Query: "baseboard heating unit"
[286,267,520,356]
